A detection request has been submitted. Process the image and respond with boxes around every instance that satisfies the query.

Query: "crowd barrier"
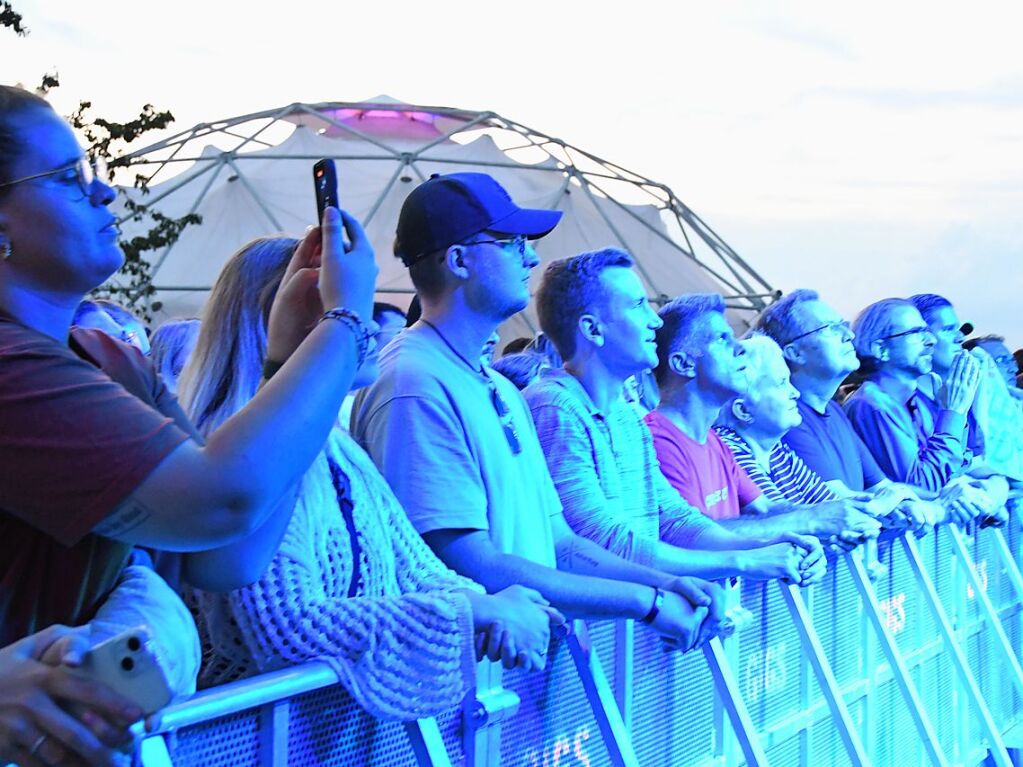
[133,520,1023,767]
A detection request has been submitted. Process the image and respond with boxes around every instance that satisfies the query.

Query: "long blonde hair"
[178,236,298,436]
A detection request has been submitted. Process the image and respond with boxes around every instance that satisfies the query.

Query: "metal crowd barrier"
[133,521,1023,766]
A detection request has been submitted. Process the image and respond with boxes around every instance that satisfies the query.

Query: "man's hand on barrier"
[648,589,707,652]
[662,577,727,648]
[972,476,1009,527]
[741,542,802,583]
[893,499,933,536]
[469,586,562,672]
[811,498,882,542]
[779,532,827,586]
[769,531,826,584]
[941,478,989,527]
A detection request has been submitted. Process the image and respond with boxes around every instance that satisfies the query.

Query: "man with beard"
[755,290,936,527]
[844,298,981,494]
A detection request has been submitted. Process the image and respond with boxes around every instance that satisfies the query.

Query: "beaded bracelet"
[317,307,370,368]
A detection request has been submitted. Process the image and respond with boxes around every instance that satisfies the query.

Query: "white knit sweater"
[192,428,481,720]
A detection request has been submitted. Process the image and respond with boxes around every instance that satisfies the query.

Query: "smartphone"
[67,626,173,716]
[313,158,340,221]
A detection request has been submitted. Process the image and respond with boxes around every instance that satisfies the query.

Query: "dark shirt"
[0,313,193,643]
[783,398,886,492]
[844,380,966,493]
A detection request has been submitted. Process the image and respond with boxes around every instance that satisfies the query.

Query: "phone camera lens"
[121,657,135,672]
[127,636,142,651]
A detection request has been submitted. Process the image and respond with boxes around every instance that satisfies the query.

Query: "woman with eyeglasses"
[179,235,558,725]
[0,85,377,762]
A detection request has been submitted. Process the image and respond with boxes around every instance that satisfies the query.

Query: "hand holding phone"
[313,159,340,221]
[66,626,173,716]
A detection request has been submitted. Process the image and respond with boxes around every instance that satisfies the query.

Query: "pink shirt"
[644,410,761,520]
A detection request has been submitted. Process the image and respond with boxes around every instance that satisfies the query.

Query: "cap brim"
[487,208,563,240]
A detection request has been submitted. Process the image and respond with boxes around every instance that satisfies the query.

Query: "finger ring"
[30,734,47,756]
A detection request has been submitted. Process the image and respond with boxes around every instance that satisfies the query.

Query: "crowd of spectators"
[2,82,1022,766]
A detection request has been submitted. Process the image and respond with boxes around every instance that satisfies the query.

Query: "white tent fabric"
[114,99,768,338]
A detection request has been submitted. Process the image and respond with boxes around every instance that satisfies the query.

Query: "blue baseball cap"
[395,172,563,267]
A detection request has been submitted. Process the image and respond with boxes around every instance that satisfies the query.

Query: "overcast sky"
[4,1,1021,345]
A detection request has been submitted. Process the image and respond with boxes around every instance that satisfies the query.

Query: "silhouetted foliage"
[0,2,27,35]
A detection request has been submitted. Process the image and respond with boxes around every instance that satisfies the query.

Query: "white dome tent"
[112,96,776,336]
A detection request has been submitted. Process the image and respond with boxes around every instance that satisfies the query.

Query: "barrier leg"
[613,619,634,730]
[948,525,1023,703]
[991,529,1023,605]
[702,636,771,767]
[778,582,873,767]
[405,718,453,767]
[901,534,1013,767]
[567,622,641,767]
[846,551,950,767]
[463,663,517,767]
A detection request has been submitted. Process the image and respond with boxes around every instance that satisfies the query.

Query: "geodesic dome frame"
[112,97,776,334]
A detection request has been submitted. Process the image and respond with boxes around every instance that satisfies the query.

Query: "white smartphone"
[67,626,173,715]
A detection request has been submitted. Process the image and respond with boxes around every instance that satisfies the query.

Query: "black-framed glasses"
[881,325,931,341]
[470,234,531,259]
[0,156,109,198]
[784,319,852,345]
[482,369,522,454]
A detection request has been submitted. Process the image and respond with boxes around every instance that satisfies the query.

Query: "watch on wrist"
[641,587,665,625]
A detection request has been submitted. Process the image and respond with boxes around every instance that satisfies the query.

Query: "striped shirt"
[714,427,836,505]
[525,368,718,565]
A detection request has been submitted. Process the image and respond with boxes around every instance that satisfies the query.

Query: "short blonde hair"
[716,333,787,430]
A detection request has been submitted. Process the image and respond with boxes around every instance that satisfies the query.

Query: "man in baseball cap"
[353,172,721,658]
[395,172,562,267]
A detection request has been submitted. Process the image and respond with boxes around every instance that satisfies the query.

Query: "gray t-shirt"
[352,323,560,567]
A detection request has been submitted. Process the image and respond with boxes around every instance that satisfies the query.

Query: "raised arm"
[846,391,965,492]
[95,209,378,552]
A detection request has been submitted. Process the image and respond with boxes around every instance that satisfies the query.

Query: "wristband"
[261,358,285,381]
[317,307,370,368]
[641,587,665,625]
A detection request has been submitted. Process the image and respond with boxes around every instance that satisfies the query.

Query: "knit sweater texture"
[192,428,481,721]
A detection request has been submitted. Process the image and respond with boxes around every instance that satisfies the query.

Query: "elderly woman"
[180,236,560,721]
[714,334,882,547]
[0,85,375,762]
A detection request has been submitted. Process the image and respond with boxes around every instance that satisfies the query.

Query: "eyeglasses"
[482,368,522,454]
[784,319,852,345]
[0,156,109,198]
[470,234,531,259]
[881,325,931,341]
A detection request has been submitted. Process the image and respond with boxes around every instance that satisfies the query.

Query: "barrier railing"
[133,521,1023,766]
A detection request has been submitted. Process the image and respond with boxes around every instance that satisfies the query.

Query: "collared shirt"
[782,399,886,492]
[644,410,762,520]
[914,387,983,462]
[524,368,717,562]
[844,380,966,493]
[715,427,836,505]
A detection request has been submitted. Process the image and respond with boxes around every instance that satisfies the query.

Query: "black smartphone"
[313,159,340,221]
